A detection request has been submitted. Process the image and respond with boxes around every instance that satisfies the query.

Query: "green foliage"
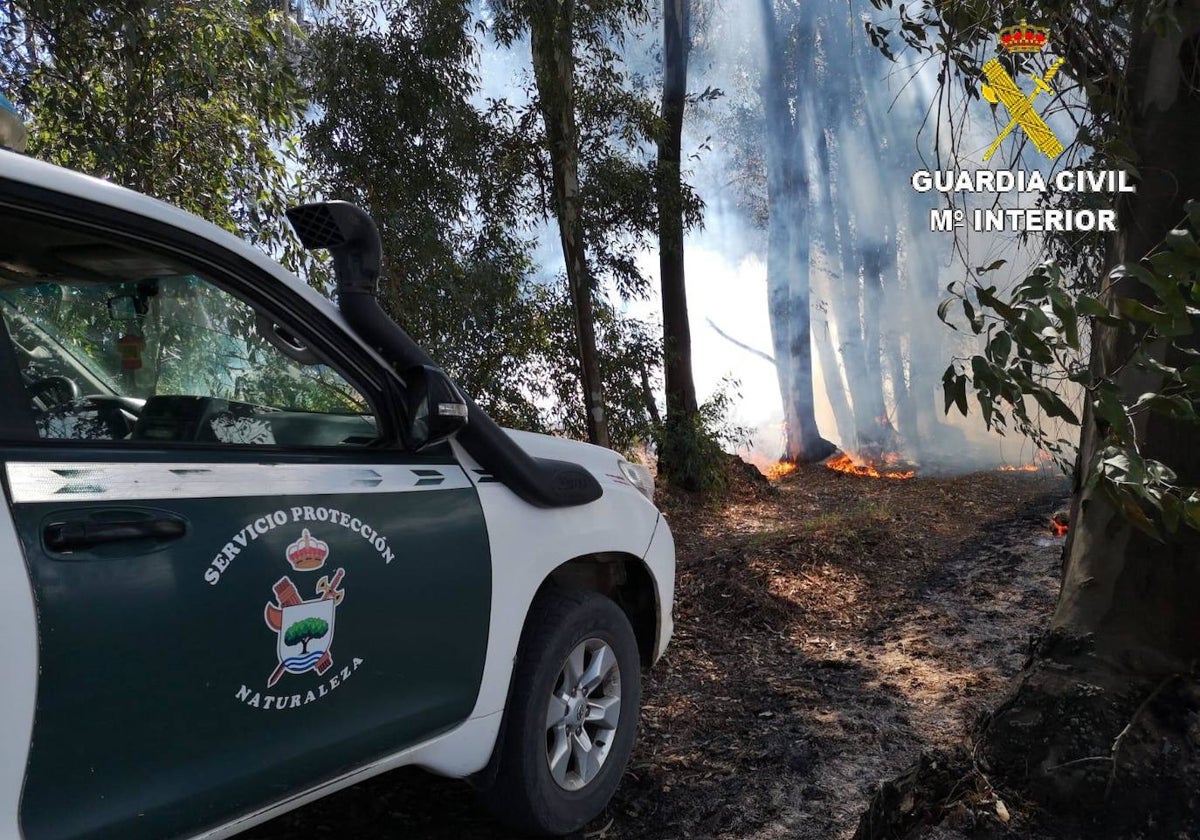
[537,288,663,447]
[863,0,1131,287]
[938,259,1081,464]
[301,0,665,441]
[941,207,1200,537]
[865,0,1200,539]
[284,617,329,652]
[1,0,309,257]
[657,376,751,493]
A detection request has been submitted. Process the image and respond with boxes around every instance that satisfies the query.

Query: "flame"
[764,460,798,481]
[999,450,1055,473]
[825,453,915,480]
[1050,510,1070,537]
[741,449,798,480]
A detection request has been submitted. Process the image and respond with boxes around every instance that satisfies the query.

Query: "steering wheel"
[27,375,81,409]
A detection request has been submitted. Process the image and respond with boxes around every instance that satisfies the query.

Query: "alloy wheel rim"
[544,637,622,791]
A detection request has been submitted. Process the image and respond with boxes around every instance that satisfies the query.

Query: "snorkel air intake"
[286,201,602,508]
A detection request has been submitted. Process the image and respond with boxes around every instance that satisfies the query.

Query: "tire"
[479,589,642,836]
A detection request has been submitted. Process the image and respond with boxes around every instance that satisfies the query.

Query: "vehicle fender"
[450,440,662,723]
[642,514,676,664]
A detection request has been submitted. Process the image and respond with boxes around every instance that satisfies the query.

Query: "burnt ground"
[244,463,1068,840]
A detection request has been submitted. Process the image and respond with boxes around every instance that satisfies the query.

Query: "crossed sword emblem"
[264,568,345,688]
[981,56,1066,161]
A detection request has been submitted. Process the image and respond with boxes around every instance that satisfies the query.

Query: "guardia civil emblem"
[979,20,1066,161]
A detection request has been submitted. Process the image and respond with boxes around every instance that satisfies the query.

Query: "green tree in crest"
[284,617,329,654]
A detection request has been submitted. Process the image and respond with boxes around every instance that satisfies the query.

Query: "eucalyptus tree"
[3,0,665,448]
[488,0,610,447]
[0,0,319,415]
[871,0,1200,829]
[304,0,666,443]
[755,0,836,463]
[653,0,708,488]
[488,0,681,453]
[301,0,551,429]
[711,0,943,463]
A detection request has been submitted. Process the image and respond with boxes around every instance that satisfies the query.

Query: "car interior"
[0,211,378,448]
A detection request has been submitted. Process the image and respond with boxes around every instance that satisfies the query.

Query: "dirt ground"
[244,462,1069,840]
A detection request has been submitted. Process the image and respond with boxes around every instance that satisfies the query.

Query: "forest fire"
[824,453,916,480]
[764,460,799,481]
[998,451,1055,473]
[741,448,799,481]
[1051,510,1070,537]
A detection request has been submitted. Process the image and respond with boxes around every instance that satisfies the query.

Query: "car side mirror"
[403,365,468,450]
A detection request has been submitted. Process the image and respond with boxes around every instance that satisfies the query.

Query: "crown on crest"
[286,529,329,571]
[999,19,1050,53]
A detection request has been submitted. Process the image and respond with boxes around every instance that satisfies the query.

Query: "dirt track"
[244,465,1068,840]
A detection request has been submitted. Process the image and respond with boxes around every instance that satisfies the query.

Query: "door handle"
[44,518,188,552]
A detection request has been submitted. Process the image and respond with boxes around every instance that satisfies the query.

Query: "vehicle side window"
[0,217,377,448]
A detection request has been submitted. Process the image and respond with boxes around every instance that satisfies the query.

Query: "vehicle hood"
[498,428,659,511]
[501,429,621,475]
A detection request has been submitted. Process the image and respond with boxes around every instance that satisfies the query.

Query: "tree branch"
[706,318,775,365]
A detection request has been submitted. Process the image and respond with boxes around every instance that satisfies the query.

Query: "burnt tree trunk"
[759,0,833,462]
[655,0,702,484]
[980,5,1200,829]
[528,0,610,448]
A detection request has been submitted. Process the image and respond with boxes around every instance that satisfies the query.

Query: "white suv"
[0,150,674,840]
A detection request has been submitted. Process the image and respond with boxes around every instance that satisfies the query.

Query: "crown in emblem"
[285,529,329,571]
[999,19,1050,53]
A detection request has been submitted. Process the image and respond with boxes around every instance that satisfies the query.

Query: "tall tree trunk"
[656,0,701,484]
[658,0,696,422]
[808,136,857,448]
[981,5,1200,826]
[846,12,900,446]
[528,0,610,448]
[861,240,890,430]
[895,203,944,452]
[816,3,891,449]
[813,303,857,447]
[819,127,889,447]
[759,0,833,462]
[883,326,918,445]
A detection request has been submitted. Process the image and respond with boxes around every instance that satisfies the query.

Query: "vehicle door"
[0,201,492,840]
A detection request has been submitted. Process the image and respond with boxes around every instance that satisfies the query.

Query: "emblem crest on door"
[263,568,345,687]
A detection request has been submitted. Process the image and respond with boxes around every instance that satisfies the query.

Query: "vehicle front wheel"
[479,589,642,836]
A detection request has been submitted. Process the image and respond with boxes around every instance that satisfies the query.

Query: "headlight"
[618,459,655,502]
